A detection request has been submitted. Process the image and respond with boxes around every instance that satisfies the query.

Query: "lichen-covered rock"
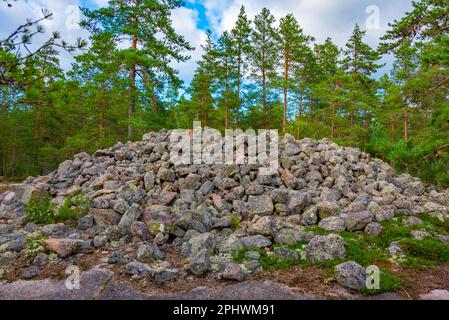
[187,249,210,275]
[343,211,373,231]
[274,228,314,245]
[335,261,366,290]
[318,216,346,232]
[221,262,245,281]
[241,235,272,248]
[247,195,274,216]
[125,261,154,278]
[304,234,346,262]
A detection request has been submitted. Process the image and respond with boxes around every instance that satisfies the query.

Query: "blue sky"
[1,0,415,84]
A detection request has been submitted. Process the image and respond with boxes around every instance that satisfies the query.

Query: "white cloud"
[0,0,90,71]
[171,6,207,85]
[198,0,414,77]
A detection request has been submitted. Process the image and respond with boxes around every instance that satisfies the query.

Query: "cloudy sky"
[0,0,414,85]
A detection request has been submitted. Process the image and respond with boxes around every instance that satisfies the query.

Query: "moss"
[303,226,330,235]
[230,214,241,230]
[340,232,389,267]
[361,270,404,295]
[419,213,449,235]
[400,238,449,269]
[234,245,302,270]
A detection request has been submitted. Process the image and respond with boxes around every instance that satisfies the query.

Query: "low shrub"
[25,195,55,224]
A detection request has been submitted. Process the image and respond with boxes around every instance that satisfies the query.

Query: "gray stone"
[21,266,40,279]
[318,216,346,232]
[187,249,210,275]
[118,204,141,234]
[274,228,314,245]
[136,243,163,263]
[335,261,366,290]
[247,195,274,216]
[304,234,346,262]
[221,262,245,281]
[247,216,272,236]
[317,201,341,219]
[245,251,261,260]
[344,211,373,231]
[364,222,384,236]
[241,235,272,248]
[41,223,68,237]
[124,262,154,278]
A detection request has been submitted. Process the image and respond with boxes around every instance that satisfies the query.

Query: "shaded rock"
[131,221,151,240]
[344,211,373,231]
[364,222,384,236]
[22,266,40,279]
[136,243,163,263]
[125,262,154,278]
[118,204,141,234]
[187,249,210,275]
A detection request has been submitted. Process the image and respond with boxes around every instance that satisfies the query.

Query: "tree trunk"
[99,86,105,148]
[225,61,229,129]
[296,94,303,139]
[350,110,355,127]
[34,106,40,146]
[262,69,267,129]
[331,102,336,139]
[236,53,241,129]
[403,104,408,143]
[283,53,288,133]
[128,0,140,140]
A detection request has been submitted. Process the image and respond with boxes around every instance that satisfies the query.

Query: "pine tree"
[342,24,382,128]
[278,14,312,133]
[391,39,419,142]
[248,8,279,128]
[230,6,252,126]
[81,0,193,139]
[215,31,238,129]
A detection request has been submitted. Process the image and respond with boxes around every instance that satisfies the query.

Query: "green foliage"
[400,238,449,269]
[25,195,56,225]
[361,270,404,295]
[1,2,448,189]
[56,193,90,222]
[234,246,301,270]
[340,232,389,266]
[25,232,46,258]
[419,213,449,235]
[229,214,241,230]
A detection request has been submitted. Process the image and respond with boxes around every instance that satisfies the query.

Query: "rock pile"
[1,129,448,287]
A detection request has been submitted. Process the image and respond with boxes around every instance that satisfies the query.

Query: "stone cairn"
[0,128,448,285]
